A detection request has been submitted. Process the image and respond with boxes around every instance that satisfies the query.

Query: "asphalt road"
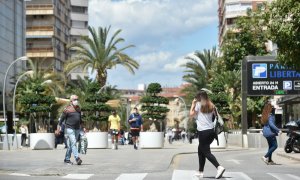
[1,140,300,180]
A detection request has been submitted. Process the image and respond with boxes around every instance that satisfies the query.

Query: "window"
[71,6,87,14]
[226,3,252,12]
[55,60,62,71]
[71,21,86,28]
[226,18,236,25]
[257,3,265,10]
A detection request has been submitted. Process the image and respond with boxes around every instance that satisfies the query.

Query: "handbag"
[213,107,224,135]
[213,107,225,145]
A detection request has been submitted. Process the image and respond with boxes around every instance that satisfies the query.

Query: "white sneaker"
[215,166,225,179]
[112,144,115,150]
[261,156,269,165]
[194,171,204,178]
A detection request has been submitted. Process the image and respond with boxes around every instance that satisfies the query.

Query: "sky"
[89,0,218,89]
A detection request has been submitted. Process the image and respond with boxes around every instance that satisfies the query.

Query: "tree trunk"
[97,69,107,87]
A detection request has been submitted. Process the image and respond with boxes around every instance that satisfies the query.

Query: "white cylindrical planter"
[86,132,108,149]
[210,132,227,149]
[140,132,164,149]
[17,134,22,147]
[30,133,55,150]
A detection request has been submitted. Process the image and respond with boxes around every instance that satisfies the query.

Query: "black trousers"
[21,134,27,146]
[198,129,220,171]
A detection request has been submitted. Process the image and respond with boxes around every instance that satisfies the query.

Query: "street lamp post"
[174,95,188,131]
[2,56,28,150]
[12,70,33,149]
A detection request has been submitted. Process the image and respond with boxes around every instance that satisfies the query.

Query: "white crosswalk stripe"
[171,170,199,180]
[268,173,300,180]
[115,173,148,180]
[171,170,300,180]
[224,172,252,180]
[9,173,30,176]
[62,174,94,179]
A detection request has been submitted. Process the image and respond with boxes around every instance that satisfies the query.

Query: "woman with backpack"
[189,90,225,179]
[261,102,280,165]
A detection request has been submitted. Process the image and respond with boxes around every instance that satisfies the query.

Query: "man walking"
[128,107,143,150]
[57,95,83,165]
[108,110,121,150]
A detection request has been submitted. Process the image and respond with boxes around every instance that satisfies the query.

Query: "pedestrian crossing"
[267,173,300,180]
[170,170,300,180]
[8,171,300,180]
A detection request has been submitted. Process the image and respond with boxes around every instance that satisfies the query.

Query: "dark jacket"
[58,105,82,130]
[262,115,280,138]
[128,113,143,129]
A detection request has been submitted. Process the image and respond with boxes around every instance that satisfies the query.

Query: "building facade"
[218,0,270,46]
[0,0,26,113]
[69,0,89,80]
[119,84,189,129]
[26,0,71,71]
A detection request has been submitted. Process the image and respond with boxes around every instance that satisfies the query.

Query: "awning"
[277,95,300,105]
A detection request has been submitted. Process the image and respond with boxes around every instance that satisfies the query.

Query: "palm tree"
[16,59,66,108]
[182,46,218,89]
[181,46,218,104]
[15,59,65,133]
[65,26,139,87]
[17,59,66,97]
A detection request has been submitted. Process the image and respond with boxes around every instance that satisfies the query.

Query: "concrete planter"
[12,134,22,149]
[86,132,108,149]
[140,132,164,149]
[30,133,55,150]
[210,132,227,149]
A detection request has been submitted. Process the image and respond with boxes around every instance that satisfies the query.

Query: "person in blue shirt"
[128,107,143,150]
[261,102,281,165]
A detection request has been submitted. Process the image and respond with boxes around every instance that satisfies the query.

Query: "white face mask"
[72,100,79,106]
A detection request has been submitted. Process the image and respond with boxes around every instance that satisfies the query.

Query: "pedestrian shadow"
[81,163,93,166]
[268,163,282,165]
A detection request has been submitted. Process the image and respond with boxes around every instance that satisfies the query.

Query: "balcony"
[70,0,89,7]
[70,13,88,21]
[225,10,248,18]
[70,28,89,36]
[26,26,54,38]
[26,4,54,15]
[26,47,54,58]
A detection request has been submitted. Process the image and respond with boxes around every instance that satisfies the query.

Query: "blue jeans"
[265,136,278,161]
[64,128,80,161]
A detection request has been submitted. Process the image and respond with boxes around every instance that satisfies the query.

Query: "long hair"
[261,103,272,125]
[195,91,214,113]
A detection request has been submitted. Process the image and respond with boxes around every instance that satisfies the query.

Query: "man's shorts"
[110,129,119,136]
[131,129,140,137]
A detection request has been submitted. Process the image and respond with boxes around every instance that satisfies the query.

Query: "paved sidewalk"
[0,141,297,177]
[0,141,244,176]
[277,149,300,162]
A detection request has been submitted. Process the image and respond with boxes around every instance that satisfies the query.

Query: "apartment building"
[26,0,71,71]
[69,0,89,80]
[70,0,88,44]
[119,84,189,128]
[218,0,271,46]
[0,0,26,113]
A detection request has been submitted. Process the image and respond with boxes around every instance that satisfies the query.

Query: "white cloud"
[163,55,187,72]
[135,51,172,71]
[89,0,218,49]
[89,0,218,88]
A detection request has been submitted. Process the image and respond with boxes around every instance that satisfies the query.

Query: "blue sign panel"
[247,60,300,95]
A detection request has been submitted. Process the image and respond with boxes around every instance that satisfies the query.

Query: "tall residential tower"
[218,0,270,46]
[69,0,89,80]
[0,0,26,115]
[26,0,71,71]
